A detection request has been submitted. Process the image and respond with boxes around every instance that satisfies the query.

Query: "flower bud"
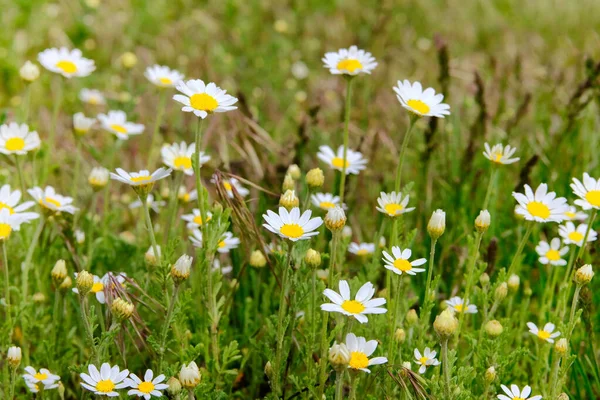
[88,167,109,191]
[287,164,301,180]
[76,271,94,296]
[51,260,67,285]
[264,361,274,380]
[20,61,40,82]
[484,366,496,383]
[316,269,328,282]
[250,250,267,268]
[475,210,491,233]
[282,174,295,192]
[120,52,138,69]
[306,168,324,188]
[111,298,134,321]
[179,361,201,389]
[145,246,161,266]
[395,328,406,343]
[33,292,46,303]
[557,393,569,400]
[406,309,419,326]
[341,226,352,238]
[427,209,446,240]
[304,249,321,268]
[59,276,73,291]
[7,346,21,368]
[479,273,490,287]
[279,190,299,210]
[325,206,346,232]
[433,308,458,339]
[555,338,568,355]
[484,320,503,338]
[328,343,351,371]
[524,283,533,297]
[166,377,182,396]
[402,361,411,370]
[75,229,85,244]
[508,274,520,293]
[575,264,594,285]
[495,282,508,302]
[171,254,193,282]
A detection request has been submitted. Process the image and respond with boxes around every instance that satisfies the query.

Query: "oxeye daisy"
[73,113,96,136]
[317,145,368,175]
[0,184,37,216]
[376,191,415,217]
[79,88,106,105]
[348,242,375,256]
[497,384,542,400]
[190,230,240,253]
[320,280,387,323]
[97,111,145,140]
[23,367,60,386]
[393,80,450,118]
[535,238,568,266]
[571,173,600,210]
[178,187,197,203]
[213,259,233,275]
[563,205,587,221]
[310,193,345,211]
[80,363,129,397]
[483,143,520,165]
[343,333,387,373]
[25,379,58,393]
[129,194,166,213]
[181,209,213,229]
[173,79,238,119]
[0,123,41,155]
[262,207,323,242]
[38,47,95,78]
[161,142,209,175]
[28,186,78,214]
[125,369,169,399]
[559,221,597,247]
[144,65,184,88]
[73,273,106,303]
[322,46,378,75]
[445,296,477,314]
[212,176,249,198]
[110,168,172,191]
[382,246,427,276]
[527,322,561,343]
[414,347,440,374]
[512,183,568,223]
[0,209,21,241]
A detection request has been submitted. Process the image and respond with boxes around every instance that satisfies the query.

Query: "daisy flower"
[0,209,23,241]
[563,205,587,221]
[23,367,60,386]
[73,273,107,303]
[393,80,450,118]
[73,113,96,136]
[97,111,145,140]
[79,88,106,105]
[571,173,600,210]
[25,379,58,393]
[527,322,561,343]
[317,145,368,175]
[28,186,78,214]
[145,65,184,88]
[213,259,233,275]
[125,369,169,399]
[80,363,129,397]
[110,168,172,188]
[445,296,477,314]
[38,47,95,78]
[348,242,375,256]
[0,122,41,155]
[320,280,387,324]
[483,143,520,165]
[310,193,345,211]
[559,222,597,247]
[382,247,427,276]
[173,79,238,119]
[178,187,198,203]
[535,238,568,266]
[129,194,166,213]
[217,177,249,198]
[0,184,37,216]
[322,46,377,75]
[512,183,568,223]
[181,209,213,229]
[497,384,542,400]
[343,333,387,373]
[162,141,209,175]
[190,230,240,253]
[262,207,323,241]
[414,347,441,374]
[376,191,415,217]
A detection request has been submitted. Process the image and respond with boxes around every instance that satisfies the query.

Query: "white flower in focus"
[512,183,568,223]
[320,280,387,324]
[125,369,169,399]
[97,111,145,140]
[343,333,387,373]
[558,222,597,247]
[535,238,568,266]
[527,322,561,343]
[414,347,440,374]
[317,145,367,175]
[483,143,520,165]
[262,207,323,241]
[322,46,378,76]
[393,80,450,118]
[38,47,95,78]
[80,363,129,397]
[376,191,415,217]
[571,173,600,210]
[173,79,238,119]
[0,123,41,155]
[144,65,184,88]
[382,247,427,276]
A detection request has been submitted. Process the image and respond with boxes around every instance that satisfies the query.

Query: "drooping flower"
[393,80,450,118]
[413,347,441,374]
[343,333,387,373]
[38,47,95,78]
[173,79,238,119]
[571,173,600,210]
[376,191,415,217]
[262,207,323,241]
[527,322,561,343]
[80,363,129,397]
[97,111,145,140]
[145,65,184,88]
[535,238,568,266]
[320,280,387,324]
[322,46,378,76]
[382,247,427,276]
[512,183,568,223]
[317,145,367,175]
[0,123,41,155]
[483,143,520,165]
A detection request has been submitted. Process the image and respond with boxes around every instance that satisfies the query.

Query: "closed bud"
[328,343,351,371]
[508,274,520,293]
[434,308,459,339]
[555,338,568,355]
[495,282,508,302]
[287,164,301,180]
[575,264,594,285]
[7,346,22,368]
[402,361,411,370]
[76,271,94,296]
[484,320,503,338]
[166,377,182,396]
[59,276,73,291]
[111,298,134,321]
[264,361,274,380]
[557,393,569,400]
[306,168,324,188]
[479,273,490,287]
[475,210,491,233]
[395,328,406,343]
[250,250,267,268]
[279,190,299,210]
[20,61,40,82]
[88,167,109,190]
[145,246,161,266]
[485,366,496,383]
[406,309,419,326]
[282,174,295,192]
[325,206,346,232]
[427,209,446,240]
[120,52,138,69]
[33,292,46,303]
[304,249,321,268]
[51,260,68,285]
[171,254,193,283]
[179,361,201,389]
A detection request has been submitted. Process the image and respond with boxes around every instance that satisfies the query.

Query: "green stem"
[158,284,180,370]
[389,276,404,363]
[45,77,63,173]
[162,172,184,246]
[79,296,99,364]
[334,370,345,400]
[9,367,16,400]
[53,291,63,355]
[338,77,354,204]
[3,241,11,329]
[14,155,27,195]
[141,195,161,265]
[187,389,195,400]
[506,222,534,277]
[442,338,451,398]
[147,90,168,166]
[457,232,483,342]
[575,209,597,262]
[482,168,498,210]
[567,285,582,339]
[273,242,293,396]
[22,83,32,123]
[394,115,416,193]
[72,139,82,198]
[22,217,45,301]
[421,238,438,327]
[194,119,207,224]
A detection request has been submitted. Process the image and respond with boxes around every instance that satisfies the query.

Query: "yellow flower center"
[331,157,349,169]
[319,201,336,209]
[493,152,503,163]
[190,93,218,112]
[545,249,560,261]
[564,211,576,219]
[537,330,551,340]
[341,300,365,314]
[96,379,115,393]
[527,201,550,219]
[280,223,304,239]
[89,97,99,105]
[137,381,155,394]
[56,60,77,74]
[568,231,584,243]
[0,203,14,214]
[182,193,191,202]
[585,190,600,207]
[223,182,233,191]
[131,176,151,183]
[349,351,369,369]
[453,303,465,312]
[91,282,104,293]
[356,249,369,256]
[0,223,11,239]
[111,124,128,134]
[393,258,412,272]
[218,240,226,248]
[419,356,429,365]
[159,77,172,85]
[44,197,61,208]
[5,137,25,151]
[193,215,211,225]
[336,59,363,73]
[384,203,403,216]
[174,156,192,170]
[406,99,430,115]
[34,372,48,381]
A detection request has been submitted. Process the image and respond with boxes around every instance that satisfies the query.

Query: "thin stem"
[394,115,416,193]
[389,276,404,363]
[79,296,99,364]
[507,222,534,277]
[158,284,180,369]
[22,217,45,300]
[273,242,293,396]
[3,242,11,328]
[14,155,27,195]
[334,370,345,400]
[421,238,438,327]
[482,168,498,210]
[442,338,451,398]
[141,195,161,265]
[194,119,207,225]
[45,77,63,173]
[162,172,184,246]
[339,77,354,204]
[567,285,582,339]
[53,291,63,355]
[457,231,483,342]
[187,389,195,400]
[72,138,82,198]
[575,209,597,262]
[147,90,168,166]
